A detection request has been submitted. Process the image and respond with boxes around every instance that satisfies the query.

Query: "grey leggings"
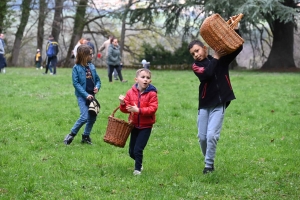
[197,103,225,166]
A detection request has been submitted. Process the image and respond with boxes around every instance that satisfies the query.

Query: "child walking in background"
[188,26,243,174]
[118,68,158,175]
[35,49,42,70]
[64,44,101,145]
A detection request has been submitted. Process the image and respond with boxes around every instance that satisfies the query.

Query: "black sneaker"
[203,165,214,174]
[81,135,92,144]
[64,134,75,145]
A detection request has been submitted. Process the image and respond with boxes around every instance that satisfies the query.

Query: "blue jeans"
[71,96,97,136]
[197,103,225,166]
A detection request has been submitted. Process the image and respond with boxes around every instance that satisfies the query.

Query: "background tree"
[51,0,64,41]
[37,0,47,53]
[128,0,300,69]
[0,0,9,33]
[8,0,32,66]
[63,0,88,67]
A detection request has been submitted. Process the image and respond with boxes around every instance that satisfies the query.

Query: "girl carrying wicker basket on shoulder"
[118,68,158,176]
[188,19,243,174]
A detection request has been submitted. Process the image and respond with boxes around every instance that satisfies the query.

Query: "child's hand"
[119,94,125,105]
[87,95,93,100]
[93,87,99,94]
[213,51,221,60]
[126,103,139,113]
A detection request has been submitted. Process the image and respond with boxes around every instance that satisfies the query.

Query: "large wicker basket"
[200,13,244,56]
[103,106,134,148]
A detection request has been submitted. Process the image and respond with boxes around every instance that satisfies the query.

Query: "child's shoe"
[81,135,92,144]
[64,133,75,145]
[203,164,214,174]
[133,170,141,175]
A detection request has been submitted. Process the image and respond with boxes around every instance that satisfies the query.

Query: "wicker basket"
[103,106,134,148]
[200,13,244,56]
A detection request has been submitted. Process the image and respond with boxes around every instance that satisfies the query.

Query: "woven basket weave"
[200,13,244,56]
[103,106,134,148]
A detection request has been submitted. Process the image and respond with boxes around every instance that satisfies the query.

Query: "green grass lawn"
[0,67,299,199]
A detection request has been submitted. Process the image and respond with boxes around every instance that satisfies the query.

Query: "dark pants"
[129,127,152,171]
[106,65,118,79]
[45,56,57,74]
[108,65,123,82]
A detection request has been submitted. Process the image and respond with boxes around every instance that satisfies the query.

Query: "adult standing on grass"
[0,33,7,73]
[44,35,59,75]
[107,37,127,83]
[118,68,158,175]
[187,24,243,174]
[98,35,118,80]
[64,44,101,145]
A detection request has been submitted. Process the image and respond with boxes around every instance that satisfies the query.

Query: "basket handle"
[111,106,120,117]
[227,13,244,29]
[111,106,133,124]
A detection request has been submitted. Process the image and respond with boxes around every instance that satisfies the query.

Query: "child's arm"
[119,94,130,113]
[192,58,219,80]
[220,29,243,65]
[72,67,89,99]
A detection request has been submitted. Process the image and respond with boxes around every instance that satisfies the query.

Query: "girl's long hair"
[75,44,90,66]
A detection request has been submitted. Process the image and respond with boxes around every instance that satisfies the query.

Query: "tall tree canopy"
[128,0,300,69]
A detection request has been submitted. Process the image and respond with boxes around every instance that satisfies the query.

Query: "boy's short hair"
[136,68,151,78]
[188,40,204,50]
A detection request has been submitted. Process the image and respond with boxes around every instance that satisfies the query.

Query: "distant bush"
[140,41,194,65]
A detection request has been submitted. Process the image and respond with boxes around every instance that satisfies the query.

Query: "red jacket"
[120,84,158,128]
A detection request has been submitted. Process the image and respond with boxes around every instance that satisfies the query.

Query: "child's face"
[135,71,152,91]
[189,44,207,61]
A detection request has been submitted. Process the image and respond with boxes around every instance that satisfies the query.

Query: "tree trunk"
[8,0,32,66]
[37,0,46,54]
[120,15,126,59]
[119,0,132,58]
[262,1,296,69]
[51,0,64,42]
[0,0,8,33]
[63,0,87,68]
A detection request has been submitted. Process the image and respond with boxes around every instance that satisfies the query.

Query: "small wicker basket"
[103,106,134,148]
[200,13,244,56]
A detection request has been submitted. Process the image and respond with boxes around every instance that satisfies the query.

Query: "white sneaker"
[50,73,53,75]
[2,68,5,73]
[133,170,141,175]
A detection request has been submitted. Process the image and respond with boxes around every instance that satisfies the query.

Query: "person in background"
[187,22,242,174]
[73,38,88,59]
[86,38,95,54]
[0,33,7,73]
[118,68,158,175]
[35,49,42,70]
[99,35,118,80]
[141,59,150,69]
[107,37,127,83]
[44,35,59,75]
[64,44,101,145]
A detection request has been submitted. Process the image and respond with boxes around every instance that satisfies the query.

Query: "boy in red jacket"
[119,68,158,175]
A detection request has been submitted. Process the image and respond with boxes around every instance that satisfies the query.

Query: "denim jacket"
[72,63,101,98]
